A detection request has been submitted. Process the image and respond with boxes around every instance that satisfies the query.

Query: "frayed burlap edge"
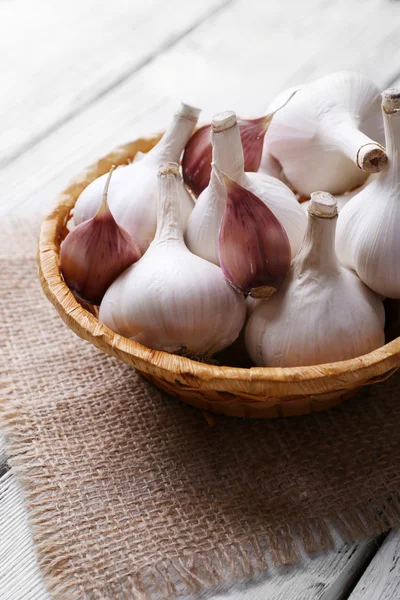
[1,398,398,600]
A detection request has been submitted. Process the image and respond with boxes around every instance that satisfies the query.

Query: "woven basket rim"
[37,134,400,398]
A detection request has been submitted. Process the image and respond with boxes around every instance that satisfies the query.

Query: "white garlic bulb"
[245,191,385,367]
[99,163,246,356]
[73,103,200,252]
[264,72,387,196]
[336,89,400,298]
[185,111,307,265]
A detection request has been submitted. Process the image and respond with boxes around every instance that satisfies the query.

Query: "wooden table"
[1,1,400,598]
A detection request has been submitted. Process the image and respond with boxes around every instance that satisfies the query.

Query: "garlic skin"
[258,152,283,180]
[73,103,200,252]
[60,167,141,305]
[245,191,385,367]
[185,111,307,266]
[99,163,246,356]
[264,72,386,196]
[336,89,400,298]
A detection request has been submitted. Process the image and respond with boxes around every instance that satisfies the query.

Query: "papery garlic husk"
[60,167,141,305]
[185,111,307,266]
[264,72,387,196]
[182,93,297,196]
[99,163,246,356]
[245,191,385,367]
[73,103,200,252]
[336,88,400,298]
[216,166,291,297]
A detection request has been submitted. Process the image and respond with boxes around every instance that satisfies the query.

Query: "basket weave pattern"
[38,135,400,418]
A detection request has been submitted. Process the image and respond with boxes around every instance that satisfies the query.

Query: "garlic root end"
[250,286,277,299]
[357,144,388,173]
[382,88,400,113]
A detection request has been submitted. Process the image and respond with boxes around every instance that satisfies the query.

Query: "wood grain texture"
[348,528,400,600]
[0,0,226,168]
[194,537,381,600]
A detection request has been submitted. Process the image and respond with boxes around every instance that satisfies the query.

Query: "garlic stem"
[382,89,400,170]
[211,162,224,185]
[211,111,245,181]
[325,119,387,173]
[154,163,184,243]
[297,191,341,274]
[95,165,116,218]
[156,103,201,164]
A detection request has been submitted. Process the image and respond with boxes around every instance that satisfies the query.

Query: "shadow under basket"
[38,134,400,418]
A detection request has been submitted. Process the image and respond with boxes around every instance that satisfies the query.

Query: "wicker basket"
[38,134,400,418]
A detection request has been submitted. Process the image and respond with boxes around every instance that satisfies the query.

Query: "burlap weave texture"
[1,218,400,599]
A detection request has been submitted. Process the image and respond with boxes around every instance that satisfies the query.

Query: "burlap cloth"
[1,217,400,600]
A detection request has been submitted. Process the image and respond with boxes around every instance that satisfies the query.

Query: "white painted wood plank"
[0,470,50,600]
[348,528,400,600]
[0,0,226,167]
[201,536,380,600]
[2,0,400,217]
[150,0,400,117]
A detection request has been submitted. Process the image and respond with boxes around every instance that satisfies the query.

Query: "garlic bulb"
[60,167,141,305]
[182,92,297,196]
[336,88,400,298]
[258,152,283,180]
[215,166,291,297]
[99,163,246,356]
[185,111,307,265]
[73,103,200,252]
[245,191,385,367]
[264,72,387,196]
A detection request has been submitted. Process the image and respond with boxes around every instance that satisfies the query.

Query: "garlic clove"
[100,163,246,357]
[182,93,297,196]
[215,165,291,298]
[264,72,387,196]
[245,190,385,367]
[73,103,200,252]
[60,166,141,305]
